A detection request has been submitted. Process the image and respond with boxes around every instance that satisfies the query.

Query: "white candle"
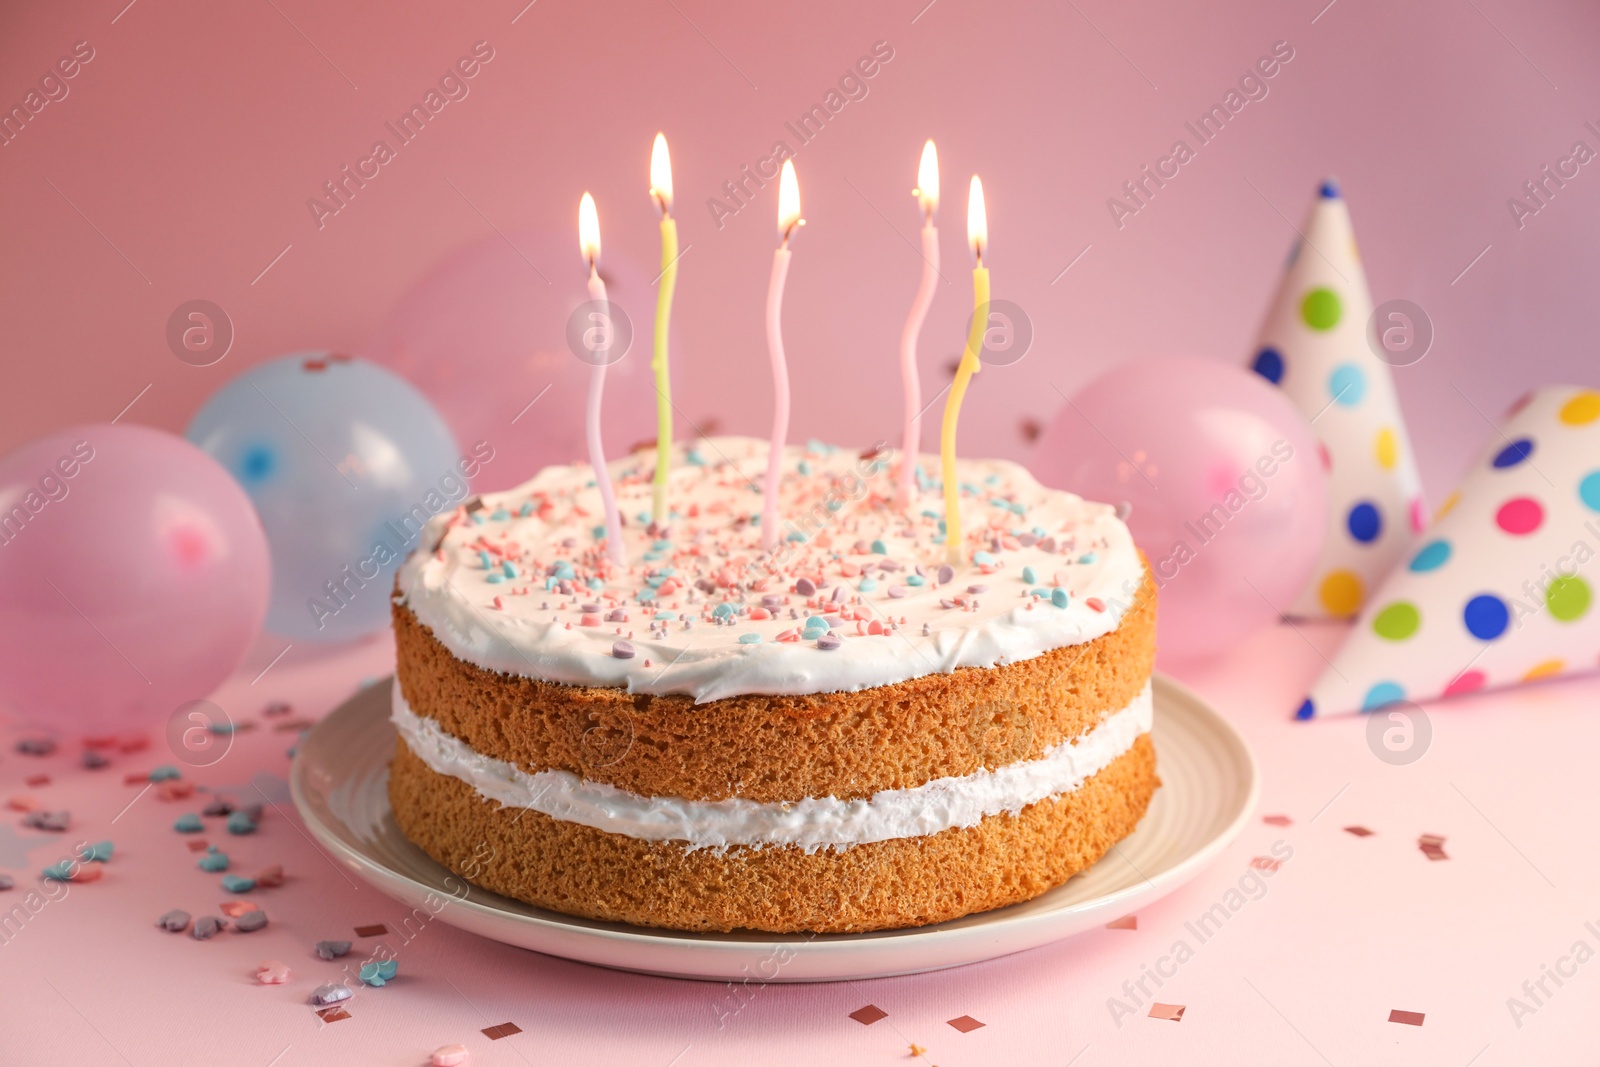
[578,191,626,567]
[763,159,802,552]
[898,140,940,508]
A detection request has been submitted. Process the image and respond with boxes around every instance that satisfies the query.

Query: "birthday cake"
[388,437,1157,933]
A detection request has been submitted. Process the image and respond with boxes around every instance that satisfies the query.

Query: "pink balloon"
[1031,356,1328,662]
[362,229,659,491]
[0,425,271,736]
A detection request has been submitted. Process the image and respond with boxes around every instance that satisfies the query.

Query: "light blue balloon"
[187,353,463,641]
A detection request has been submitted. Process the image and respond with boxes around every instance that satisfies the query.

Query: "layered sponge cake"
[389,437,1157,933]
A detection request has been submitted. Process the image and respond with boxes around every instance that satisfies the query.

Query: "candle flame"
[967,175,986,262]
[914,140,939,217]
[778,159,802,242]
[650,133,673,215]
[578,191,601,267]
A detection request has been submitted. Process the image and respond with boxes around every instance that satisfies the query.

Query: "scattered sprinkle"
[1263,814,1292,826]
[81,750,110,770]
[255,864,285,887]
[816,633,842,650]
[354,924,388,938]
[360,959,398,986]
[1105,915,1138,930]
[256,960,291,985]
[156,909,191,933]
[77,840,113,863]
[611,640,636,660]
[849,1005,888,1025]
[192,916,226,940]
[310,982,353,1006]
[226,812,258,835]
[147,765,182,782]
[1148,1002,1186,1022]
[202,798,235,817]
[316,940,353,960]
[220,901,258,918]
[481,1023,523,1040]
[174,813,204,833]
[738,633,762,644]
[1344,826,1375,838]
[198,850,229,872]
[234,910,268,932]
[947,1015,986,1033]
[1389,1009,1425,1026]
[22,810,70,832]
[431,1045,471,1066]
[222,874,257,893]
[15,738,56,757]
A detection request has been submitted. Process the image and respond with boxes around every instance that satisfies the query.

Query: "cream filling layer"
[391,679,1153,852]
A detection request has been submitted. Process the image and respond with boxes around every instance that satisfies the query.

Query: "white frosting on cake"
[395,436,1144,703]
[391,678,1152,852]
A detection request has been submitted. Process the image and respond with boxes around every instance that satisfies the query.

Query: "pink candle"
[898,140,940,508]
[763,160,802,552]
[578,192,626,567]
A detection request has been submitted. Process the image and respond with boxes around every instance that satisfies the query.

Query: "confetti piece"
[481,1023,522,1041]
[156,909,190,933]
[122,773,149,786]
[6,795,39,812]
[360,959,398,987]
[264,700,292,717]
[315,1007,351,1023]
[157,780,195,801]
[220,901,258,918]
[255,864,285,887]
[235,910,269,933]
[173,813,204,833]
[41,862,74,881]
[22,810,70,832]
[0,875,13,891]
[15,739,55,756]
[1420,843,1449,861]
[848,1005,888,1025]
[1388,1009,1425,1026]
[947,1015,985,1033]
[1249,857,1281,872]
[202,798,235,817]
[147,765,181,782]
[316,940,353,960]
[311,983,353,1006]
[198,850,229,871]
[192,916,226,940]
[431,1045,471,1066]
[226,812,257,835]
[1263,814,1292,826]
[255,960,291,985]
[354,924,388,938]
[187,839,212,854]
[1149,1003,1186,1022]
[1418,833,1445,846]
[81,750,110,770]
[70,863,103,883]
[222,874,257,893]
[1105,914,1138,930]
[76,840,113,863]
[25,774,51,787]
[1344,826,1375,837]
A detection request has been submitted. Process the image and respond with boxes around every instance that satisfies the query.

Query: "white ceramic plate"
[291,673,1257,982]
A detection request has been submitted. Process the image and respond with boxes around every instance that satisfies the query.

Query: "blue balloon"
[187,353,463,641]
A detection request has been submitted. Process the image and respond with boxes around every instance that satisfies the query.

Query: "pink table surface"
[2,623,1596,1066]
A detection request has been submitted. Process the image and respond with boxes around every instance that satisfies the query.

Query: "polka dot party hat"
[1298,386,1600,718]
[1248,180,1424,619]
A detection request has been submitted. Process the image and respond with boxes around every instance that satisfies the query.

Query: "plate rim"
[291,671,1258,978]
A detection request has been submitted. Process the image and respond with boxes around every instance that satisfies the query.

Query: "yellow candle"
[649,133,677,528]
[940,175,989,565]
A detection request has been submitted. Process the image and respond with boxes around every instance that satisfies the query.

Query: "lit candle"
[763,159,802,553]
[939,175,989,565]
[898,139,940,508]
[649,133,677,528]
[578,191,626,567]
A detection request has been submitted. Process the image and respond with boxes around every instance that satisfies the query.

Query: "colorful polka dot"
[1443,669,1487,696]
[1523,659,1565,681]
[1409,496,1426,533]
[1559,390,1600,425]
[1301,287,1342,330]
[1408,540,1452,572]
[1347,501,1382,543]
[1373,601,1420,640]
[1318,570,1364,617]
[1578,471,1600,512]
[1463,594,1510,640]
[1294,698,1315,721]
[1362,681,1406,711]
[1252,347,1284,384]
[1328,364,1366,406]
[1492,438,1535,468]
[1546,575,1591,622]
[1374,427,1398,470]
[1435,491,1461,520]
[1495,496,1544,535]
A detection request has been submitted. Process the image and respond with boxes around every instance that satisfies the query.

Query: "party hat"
[1297,385,1600,718]
[1247,180,1425,619]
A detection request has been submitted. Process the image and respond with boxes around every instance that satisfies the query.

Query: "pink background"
[3,0,1599,499]
[5,1,1600,1063]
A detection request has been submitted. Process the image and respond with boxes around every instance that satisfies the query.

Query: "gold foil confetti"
[1344,826,1375,837]
[1389,1009,1425,1026]
[946,1015,985,1033]
[848,1005,887,1025]
[1263,814,1292,826]
[316,1007,351,1023]
[1418,834,1448,861]
[1105,915,1138,930]
[354,923,388,937]
[1148,1003,1186,1022]
[482,1023,523,1040]
[1249,857,1281,872]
